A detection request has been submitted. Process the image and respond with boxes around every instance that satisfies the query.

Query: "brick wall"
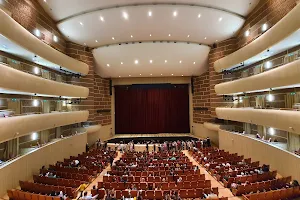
[65,42,111,126]
[1,0,66,52]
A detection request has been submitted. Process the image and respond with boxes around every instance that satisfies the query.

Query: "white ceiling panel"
[39,0,259,21]
[93,42,210,78]
[57,5,245,47]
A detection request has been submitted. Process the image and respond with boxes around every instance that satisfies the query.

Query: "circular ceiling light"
[100,16,104,22]
[122,12,129,20]
[198,14,201,18]
[134,60,139,64]
[148,11,152,17]
[150,60,153,63]
[219,17,223,22]
[106,64,110,67]
[165,60,167,63]
[112,37,115,40]
[173,11,177,17]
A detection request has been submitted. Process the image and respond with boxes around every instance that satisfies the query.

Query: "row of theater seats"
[8,149,116,199]
[190,147,300,200]
[7,190,61,200]
[91,188,228,199]
[103,173,204,182]
[98,180,212,190]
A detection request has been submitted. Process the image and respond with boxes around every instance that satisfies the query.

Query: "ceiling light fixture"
[193,62,196,64]
[135,60,139,64]
[181,75,183,76]
[150,34,152,37]
[140,74,142,76]
[106,64,110,67]
[112,37,115,40]
[245,30,250,37]
[44,0,46,2]
[198,14,201,18]
[95,40,98,43]
[262,23,268,32]
[84,43,86,45]
[79,22,83,26]
[204,37,207,40]
[179,60,182,63]
[165,60,167,63]
[168,34,171,37]
[173,11,177,17]
[150,60,153,63]
[121,62,123,65]
[129,75,131,77]
[34,29,41,37]
[150,74,152,76]
[187,35,190,38]
[53,35,58,42]
[131,35,133,38]
[100,16,104,22]
[219,17,223,22]
[119,76,121,77]
[122,11,129,20]
[161,74,163,75]
[216,40,218,42]
[171,74,174,76]
[148,11,152,17]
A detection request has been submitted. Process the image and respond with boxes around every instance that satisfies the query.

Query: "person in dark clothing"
[109,156,114,166]
[153,144,156,152]
[206,137,211,147]
[146,143,149,152]
[86,143,89,152]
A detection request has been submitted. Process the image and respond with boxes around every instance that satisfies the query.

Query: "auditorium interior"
[1,0,300,199]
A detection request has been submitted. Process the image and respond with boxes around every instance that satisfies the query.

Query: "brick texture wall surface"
[66,42,111,126]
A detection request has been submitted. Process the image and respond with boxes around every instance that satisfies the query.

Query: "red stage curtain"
[115,84,190,134]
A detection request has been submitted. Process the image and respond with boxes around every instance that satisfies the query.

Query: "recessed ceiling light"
[150,34,152,37]
[245,30,250,37]
[262,23,268,31]
[161,74,163,75]
[119,76,121,77]
[100,16,104,22]
[150,60,153,63]
[165,60,167,63]
[216,40,218,42]
[148,11,152,17]
[122,12,129,20]
[79,22,83,26]
[121,62,123,65]
[129,75,131,76]
[135,60,139,64]
[84,43,86,45]
[193,62,196,64]
[171,74,174,76]
[198,14,201,18]
[95,40,98,43]
[168,34,171,37]
[150,74,152,76]
[173,11,177,17]
[106,64,110,67]
[112,37,115,40]
[181,75,183,76]
[140,74,142,76]
[187,35,190,38]
[219,17,223,22]
[131,35,133,38]
[44,0,46,2]
[53,35,58,42]
[204,37,207,40]
[179,60,182,63]
[34,29,41,37]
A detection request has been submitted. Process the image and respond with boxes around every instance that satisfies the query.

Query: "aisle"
[182,150,242,200]
[77,151,123,197]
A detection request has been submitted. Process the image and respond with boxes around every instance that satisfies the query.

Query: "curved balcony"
[219,129,300,182]
[0,110,89,143]
[216,107,300,135]
[215,58,300,95]
[213,3,300,72]
[0,9,89,75]
[0,63,89,98]
[203,122,221,131]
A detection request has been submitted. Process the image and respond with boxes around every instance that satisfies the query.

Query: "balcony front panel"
[0,9,89,75]
[0,110,89,143]
[0,63,89,98]
[213,3,300,72]
[216,107,300,135]
[215,59,300,95]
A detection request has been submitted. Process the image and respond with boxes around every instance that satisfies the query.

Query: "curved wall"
[0,63,89,98]
[0,9,89,75]
[215,59,300,95]
[214,3,300,72]
[0,132,87,197]
[0,111,89,143]
[219,129,300,181]
[216,107,300,135]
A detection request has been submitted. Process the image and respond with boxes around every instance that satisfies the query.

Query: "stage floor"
[113,133,194,138]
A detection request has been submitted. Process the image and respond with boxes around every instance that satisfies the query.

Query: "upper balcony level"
[0,9,89,75]
[213,3,300,73]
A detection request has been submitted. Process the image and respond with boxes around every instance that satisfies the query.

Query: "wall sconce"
[32,99,39,107]
[31,132,38,140]
[245,30,250,37]
[53,35,58,42]
[268,127,275,135]
[262,23,268,32]
[34,29,41,38]
[33,67,40,75]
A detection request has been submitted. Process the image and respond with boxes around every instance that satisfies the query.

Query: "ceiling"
[93,42,210,78]
[38,0,260,78]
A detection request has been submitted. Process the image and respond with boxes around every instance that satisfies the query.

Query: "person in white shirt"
[81,192,98,200]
